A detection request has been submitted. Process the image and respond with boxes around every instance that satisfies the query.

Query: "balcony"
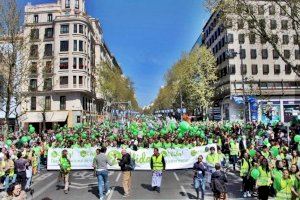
[60,84,68,89]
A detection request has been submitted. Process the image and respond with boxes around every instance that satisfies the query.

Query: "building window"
[250,49,257,59]
[269,5,276,15]
[79,76,83,85]
[34,15,39,23]
[45,61,52,73]
[251,64,258,75]
[44,44,53,57]
[47,14,53,22]
[249,32,256,44]
[270,20,277,30]
[73,76,77,85]
[229,65,235,75]
[29,79,37,91]
[260,36,267,44]
[79,58,83,69]
[60,24,69,34]
[238,34,245,44]
[60,96,66,110]
[262,49,268,59]
[282,35,289,44]
[295,50,300,60]
[30,45,38,58]
[60,76,68,86]
[59,58,68,69]
[280,5,287,15]
[227,34,234,44]
[45,96,51,110]
[75,0,79,9]
[281,20,288,30]
[79,40,83,52]
[79,25,83,34]
[43,78,52,91]
[31,97,36,110]
[263,64,269,75]
[237,19,244,29]
[294,35,299,45]
[73,57,77,69]
[31,62,37,74]
[30,29,39,40]
[60,41,69,52]
[285,65,292,74]
[73,40,77,51]
[274,65,280,75]
[271,35,279,44]
[273,50,279,59]
[74,24,77,33]
[284,50,291,59]
[44,28,53,38]
[65,0,70,8]
[241,64,247,75]
[240,49,246,59]
[258,5,264,15]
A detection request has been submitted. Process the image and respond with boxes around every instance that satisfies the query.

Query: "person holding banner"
[150,148,166,193]
[93,147,113,200]
[59,150,71,194]
[193,155,207,200]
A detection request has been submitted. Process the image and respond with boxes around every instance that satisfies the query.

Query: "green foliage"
[149,46,217,114]
[97,62,139,110]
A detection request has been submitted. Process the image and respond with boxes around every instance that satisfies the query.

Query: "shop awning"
[47,111,68,122]
[22,111,68,123]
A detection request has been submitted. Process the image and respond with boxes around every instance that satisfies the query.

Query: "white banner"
[47,144,216,170]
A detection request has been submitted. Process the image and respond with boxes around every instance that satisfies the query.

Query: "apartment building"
[200,1,300,122]
[20,0,118,131]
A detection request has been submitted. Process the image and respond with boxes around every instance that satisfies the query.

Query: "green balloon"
[179,121,190,132]
[249,149,256,157]
[294,135,300,143]
[29,126,35,134]
[82,133,87,139]
[56,134,62,140]
[6,140,12,146]
[251,169,260,180]
[271,147,279,157]
[21,136,28,144]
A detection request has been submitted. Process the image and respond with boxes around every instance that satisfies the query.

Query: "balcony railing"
[60,84,68,88]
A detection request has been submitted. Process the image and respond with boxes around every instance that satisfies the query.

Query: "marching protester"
[93,147,113,200]
[256,158,272,200]
[240,152,252,198]
[15,152,28,190]
[59,150,71,194]
[206,147,219,167]
[150,148,166,193]
[211,163,228,200]
[118,149,132,197]
[193,155,207,200]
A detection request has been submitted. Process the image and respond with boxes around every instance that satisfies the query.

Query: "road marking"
[107,186,115,200]
[115,172,121,182]
[32,177,57,199]
[173,172,179,181]
[180,185,188,199]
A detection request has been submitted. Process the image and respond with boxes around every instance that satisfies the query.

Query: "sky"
[19,0,210,107]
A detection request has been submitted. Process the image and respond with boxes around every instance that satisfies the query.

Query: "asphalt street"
[29,169,253,200]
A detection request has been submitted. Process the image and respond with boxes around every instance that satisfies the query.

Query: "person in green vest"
[59,149,71,194]
[261,145,270,159]
[289,164,299,200]
[275,169,299,200]
[240,152,252,198]
[150,148,166,193]
[229,138,239,171]
[257,158,272,200]
[217,146,225,167]
[206,147,219,167]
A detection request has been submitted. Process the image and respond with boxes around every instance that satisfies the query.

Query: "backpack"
[128,158,136,171]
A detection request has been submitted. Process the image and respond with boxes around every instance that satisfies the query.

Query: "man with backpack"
[150,148,166,193]
[211,163,228,200]
[118,149,133,198]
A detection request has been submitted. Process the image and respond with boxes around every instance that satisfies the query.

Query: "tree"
[0,0,31,135]
[205,0,300,76]
[96,61,140,111]
[148,46,217,116]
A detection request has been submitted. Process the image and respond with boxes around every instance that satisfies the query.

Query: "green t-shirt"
[153,142,163,149]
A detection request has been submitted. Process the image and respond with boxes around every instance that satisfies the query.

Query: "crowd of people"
[0,114,299,199]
